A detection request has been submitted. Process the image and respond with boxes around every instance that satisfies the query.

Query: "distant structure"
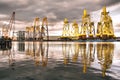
[61,18,70,37]
[71,20,79,39]
[18,42,25,51]
[80,9,95,39]
[96,6,115,39]
[60,7,115,40]
[17,31,25,41]
[2,12,15,40]
[25,17,49,41]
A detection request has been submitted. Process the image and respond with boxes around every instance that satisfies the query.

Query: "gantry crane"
[33,17,40,40]
[80,9,95,39]
[41,17,49,40]
[26,17,49,41]
[96,6,115,39]
[2,12,15,40]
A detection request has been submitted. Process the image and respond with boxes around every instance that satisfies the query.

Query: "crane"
[41,17,49,40]
[33,17,40,40]
[2,12,15,40]
[8,12,15,39]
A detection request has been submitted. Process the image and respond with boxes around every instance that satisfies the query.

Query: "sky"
[0,0,120,36]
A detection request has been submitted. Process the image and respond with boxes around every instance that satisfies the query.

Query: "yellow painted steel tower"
[80,9,95,39]
[71,20,79,39]
[96,6,115,39]
[59,18,72,40]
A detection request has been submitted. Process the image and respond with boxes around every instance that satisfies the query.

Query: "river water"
[0,41,120,80]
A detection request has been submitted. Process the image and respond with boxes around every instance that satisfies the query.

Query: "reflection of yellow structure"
[97,6,115,39]
[25,42,114,77]
[72,43,80,62]
[80,44,87,73]
[97,43,114,77]
[79,43,95,73]
[25,42,49,67]
[88,44,95,65]
[62,43,71,65]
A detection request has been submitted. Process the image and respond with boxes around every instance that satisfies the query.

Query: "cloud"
[0,0,120,36]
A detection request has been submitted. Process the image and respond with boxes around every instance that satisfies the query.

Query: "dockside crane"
[2,12,15,40]
[33,17,40,40]
[8,12,15,40]
[41,17,49,40]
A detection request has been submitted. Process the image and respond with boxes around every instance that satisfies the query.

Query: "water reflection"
[61,42,114,76]
[18,42,25,52]
[97,43,114,77]
[0,43,15,69]
[0,41,117,79]
[26,42,49,67]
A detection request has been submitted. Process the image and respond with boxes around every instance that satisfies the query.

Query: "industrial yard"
[0,6,116,42]
[0,0,120,80]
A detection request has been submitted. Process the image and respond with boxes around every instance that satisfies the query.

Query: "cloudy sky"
[0,0,120,36]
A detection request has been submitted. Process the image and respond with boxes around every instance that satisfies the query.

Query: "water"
[0,41,120,80]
